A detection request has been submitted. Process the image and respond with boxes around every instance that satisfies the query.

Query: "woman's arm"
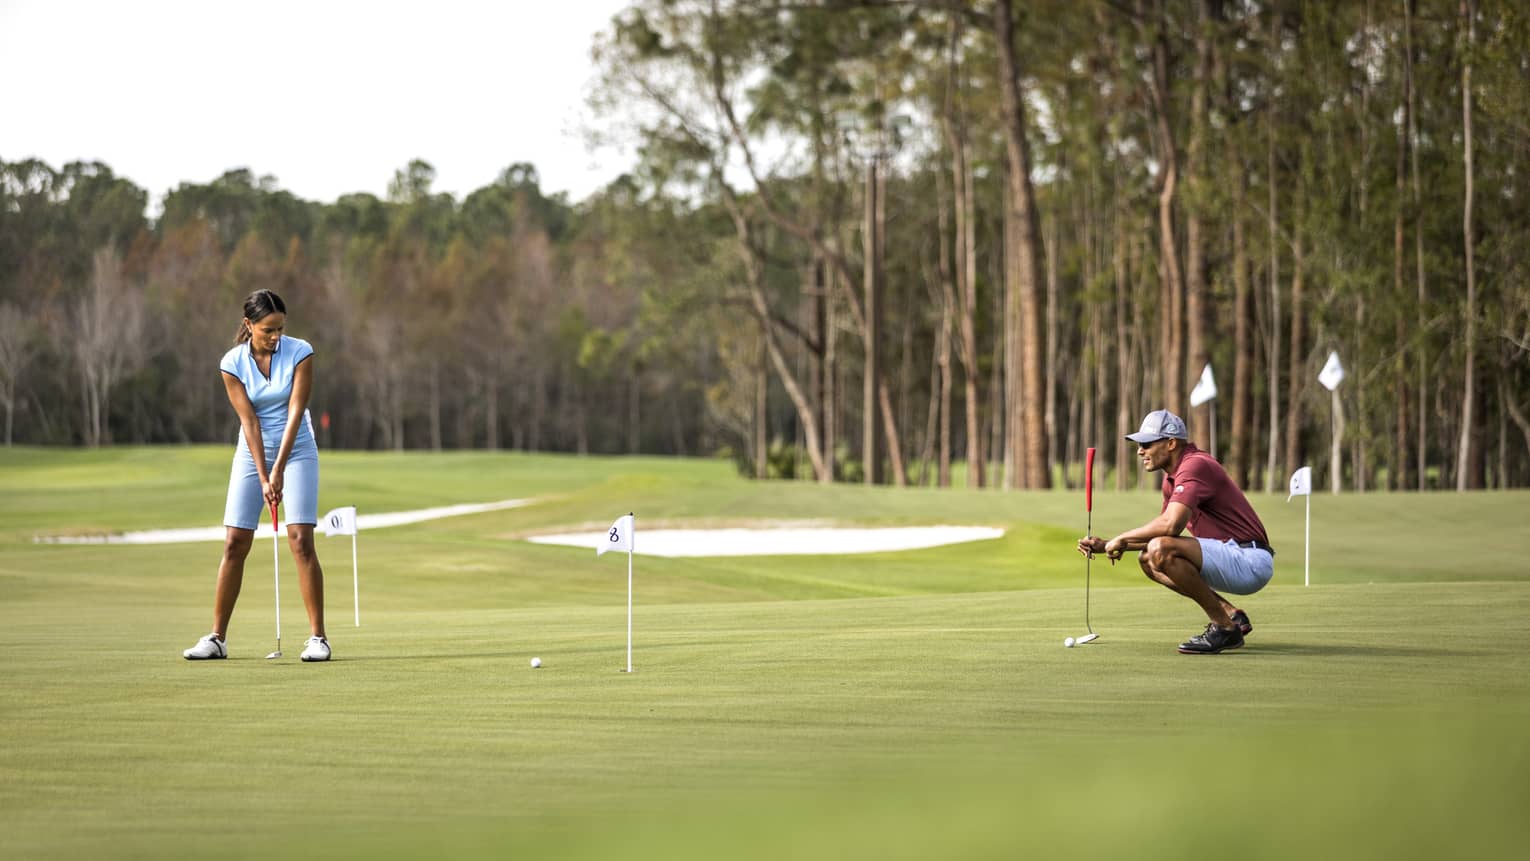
[222,372,274,501]
[270,357,314,487]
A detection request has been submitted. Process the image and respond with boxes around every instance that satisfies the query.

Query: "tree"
[0,303,35,445]
[72,247,146,446]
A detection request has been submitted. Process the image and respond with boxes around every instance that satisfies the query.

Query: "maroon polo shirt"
[1160,443,1271,547]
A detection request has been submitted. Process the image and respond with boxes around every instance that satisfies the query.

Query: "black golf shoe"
[1230,609,1252,635]
[1177,623,1245,655]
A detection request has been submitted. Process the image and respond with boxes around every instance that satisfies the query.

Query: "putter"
[266,501,282,660]
[1076,447,1100,646]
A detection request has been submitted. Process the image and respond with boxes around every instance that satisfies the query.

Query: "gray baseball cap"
[1125,409,1189,444]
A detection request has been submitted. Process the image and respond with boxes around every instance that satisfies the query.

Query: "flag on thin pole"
[1287,467,1312,587]
[1189,363,1218,456]
[1318,352,1346,391]
[598,513,636,672]
[1318,352,1346,494]
[1189,363,1218,407]
[322,506,360,626]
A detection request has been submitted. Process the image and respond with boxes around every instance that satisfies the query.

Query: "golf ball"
[530,657,542,668]
[1064,637,1075,648]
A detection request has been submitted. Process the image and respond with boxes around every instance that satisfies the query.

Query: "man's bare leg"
[1141,537,1236,629]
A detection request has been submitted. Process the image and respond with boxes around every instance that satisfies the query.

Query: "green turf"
[2,447,1528,859]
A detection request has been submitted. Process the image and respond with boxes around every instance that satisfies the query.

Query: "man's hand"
[1077,536,1106,558]
[1104,537,1127,562]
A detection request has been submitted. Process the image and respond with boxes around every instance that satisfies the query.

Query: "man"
[1077,409,1275,654]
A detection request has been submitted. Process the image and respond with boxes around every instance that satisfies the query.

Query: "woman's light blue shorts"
[223,435,319,530]
[1197,538,1274,596]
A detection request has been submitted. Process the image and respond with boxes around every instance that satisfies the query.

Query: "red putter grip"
[269,501,279,533]
[1085,447,1096,512]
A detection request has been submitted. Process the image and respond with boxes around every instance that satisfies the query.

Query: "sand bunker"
[35,499,535,544]
[37,501,1002,557]
[526,526,1004,557]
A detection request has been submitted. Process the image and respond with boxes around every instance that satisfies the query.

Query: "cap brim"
[1124,432,1162,444]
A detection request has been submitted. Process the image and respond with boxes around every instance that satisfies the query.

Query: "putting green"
[2,447,1527,859]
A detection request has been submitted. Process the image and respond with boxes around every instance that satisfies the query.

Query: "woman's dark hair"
[235,290,287,344]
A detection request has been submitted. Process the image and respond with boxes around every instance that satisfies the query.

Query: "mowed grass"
[2,446,1529,859]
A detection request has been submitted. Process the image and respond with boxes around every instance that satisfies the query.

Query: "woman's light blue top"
[219,335,315,448]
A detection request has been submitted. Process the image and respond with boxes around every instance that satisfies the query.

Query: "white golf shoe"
[183,634,227,660]
[300,636,331,662]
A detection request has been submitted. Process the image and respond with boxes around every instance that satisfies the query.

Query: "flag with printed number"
[1288,466,1312,501]
[598,513,634,556]
[321,506,358,537]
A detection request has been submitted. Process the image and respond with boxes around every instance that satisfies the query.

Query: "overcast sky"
[2,0,635,211]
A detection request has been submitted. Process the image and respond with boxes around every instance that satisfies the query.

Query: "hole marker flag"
[321,506,361,626]
[1189,363,1218,407]
[598,513,635,556]
[1287,466,1312,501]
[322,506,358,537]
[597,513,637,673]
[1288,467,1313,587]
[1318,351,1346,391]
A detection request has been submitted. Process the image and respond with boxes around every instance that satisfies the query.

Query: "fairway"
[3,448,1529,859]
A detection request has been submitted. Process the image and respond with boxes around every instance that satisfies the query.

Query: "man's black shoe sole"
[1177,641,1244,654]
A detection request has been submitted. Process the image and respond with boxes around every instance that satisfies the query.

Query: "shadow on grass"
[1248,642,1479,658]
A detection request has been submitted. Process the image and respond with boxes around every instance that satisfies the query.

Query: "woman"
[184,290,330,661]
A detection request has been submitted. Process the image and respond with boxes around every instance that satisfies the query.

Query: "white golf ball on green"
[1064,637,1075,648]
[530,657,542,668]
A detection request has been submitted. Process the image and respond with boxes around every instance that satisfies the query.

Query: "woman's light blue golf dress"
[220,335,318,529]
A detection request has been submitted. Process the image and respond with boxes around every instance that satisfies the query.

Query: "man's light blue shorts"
[224,438,319,530]
[1197,538,1274,596]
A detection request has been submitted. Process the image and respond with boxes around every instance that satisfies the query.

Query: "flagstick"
[351,529,360,626]
[625,548,634,674]
[1209,401,1217,459]
[1304,493,1311,588]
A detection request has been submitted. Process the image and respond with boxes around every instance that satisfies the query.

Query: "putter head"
[266,650,282,659]
[1075,633,1099,645]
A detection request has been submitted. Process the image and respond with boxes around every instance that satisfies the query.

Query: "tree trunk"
[1230,166,1254,489]
[935,158,957,488]
[863,161,882,485]
[429,361,442,451]
[755,331,767,480]
[822,261,838,483]
[876,167,907,488]
[962,161,983,488]
[1406,0,1428,489]
[1044,214,1059,484]
[1283,182,1306,480]
[1393,23,1412,490]
[484,368,498,451]
[1186,0,1213,438]
[993,0,1050,489]
[1114,212,1133,491]
[628,366,641,455]
[1143,0,1187,415]
[1456,0,1478,490]
[1264,111,1282,492]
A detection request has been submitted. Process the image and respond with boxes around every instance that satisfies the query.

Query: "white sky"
[1,0,636,212]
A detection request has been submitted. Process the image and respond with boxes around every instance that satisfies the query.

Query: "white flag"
[1288,466,1312,501]
[598,513,634,556]
[321,506,358,537]
[1318,351,1346,391]
[1189,363,1218,407]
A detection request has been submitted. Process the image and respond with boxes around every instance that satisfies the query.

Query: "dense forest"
[2,0,1527,491]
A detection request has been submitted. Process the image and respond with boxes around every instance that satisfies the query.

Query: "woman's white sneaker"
[183,634,227,660]
[300,636,331,662]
